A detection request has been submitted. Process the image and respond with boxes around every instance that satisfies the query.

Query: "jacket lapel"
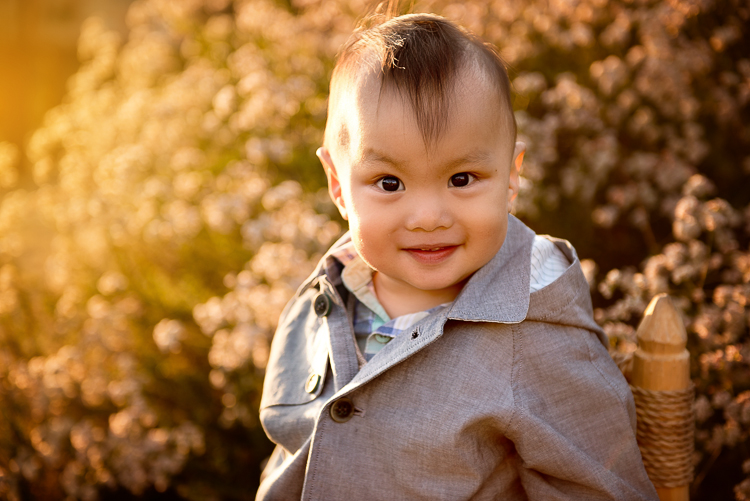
[337,308,448,394]
[330,215,536,396]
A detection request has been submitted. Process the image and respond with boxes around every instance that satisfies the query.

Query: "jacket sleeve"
[504,322,659,501]
[256,441,309,501]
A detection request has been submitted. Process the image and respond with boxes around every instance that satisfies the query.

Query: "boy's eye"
[376,176,404,192]
[449,172,474,187]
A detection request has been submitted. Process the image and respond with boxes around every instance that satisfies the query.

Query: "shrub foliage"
[0,0,748,499]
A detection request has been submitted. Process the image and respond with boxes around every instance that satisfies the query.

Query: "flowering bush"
[0,0,747,499]
[0,1,344,498]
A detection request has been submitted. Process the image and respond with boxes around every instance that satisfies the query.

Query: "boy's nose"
[405,196,452,232]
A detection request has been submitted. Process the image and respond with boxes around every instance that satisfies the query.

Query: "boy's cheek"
[333,178,364,221]
[343,189,379,220]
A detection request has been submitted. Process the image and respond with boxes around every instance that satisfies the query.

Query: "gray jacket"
[257,215,658,500]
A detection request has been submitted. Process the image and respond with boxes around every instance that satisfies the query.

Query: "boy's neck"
[372,271,466,318]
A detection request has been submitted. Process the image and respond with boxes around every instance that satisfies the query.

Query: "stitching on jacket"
[304,413,326,500]
[505,323,519,438]
[583,328,633,421]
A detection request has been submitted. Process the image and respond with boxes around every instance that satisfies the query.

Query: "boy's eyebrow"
[360,149,404,168]
[359,148,492,171]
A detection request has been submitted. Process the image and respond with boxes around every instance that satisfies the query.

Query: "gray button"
[330,397,354,423]
[313,293,331,317]
[305,373,321,394]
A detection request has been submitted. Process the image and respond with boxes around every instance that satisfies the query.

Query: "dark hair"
[328,13,516,150]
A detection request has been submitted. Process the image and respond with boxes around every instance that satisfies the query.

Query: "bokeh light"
[0,0,748,499]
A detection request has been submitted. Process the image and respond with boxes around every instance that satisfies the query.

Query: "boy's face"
[318,68,524,301]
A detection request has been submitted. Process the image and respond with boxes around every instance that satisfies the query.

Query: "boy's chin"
[402,275,471,295]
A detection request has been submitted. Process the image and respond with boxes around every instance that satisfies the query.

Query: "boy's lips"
[402,244,459,265]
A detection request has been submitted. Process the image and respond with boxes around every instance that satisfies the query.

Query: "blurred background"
[0,0,748,499]
[0,0,132,150]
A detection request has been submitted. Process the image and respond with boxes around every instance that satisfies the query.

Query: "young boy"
[257,13,658,500]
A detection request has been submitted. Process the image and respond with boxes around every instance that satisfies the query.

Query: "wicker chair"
[612,294,695,501]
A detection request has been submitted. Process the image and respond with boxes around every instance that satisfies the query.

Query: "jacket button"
[305,373,321,394]
[313,293,331,317]
[329,397,354,423]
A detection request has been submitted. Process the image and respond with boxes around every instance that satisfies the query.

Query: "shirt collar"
[297,231,354,294]
[333,246,391,323]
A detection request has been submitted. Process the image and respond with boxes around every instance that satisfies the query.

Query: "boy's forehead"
[335,65,511,161]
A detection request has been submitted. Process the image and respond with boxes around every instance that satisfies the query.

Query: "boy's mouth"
[403,245,459,264]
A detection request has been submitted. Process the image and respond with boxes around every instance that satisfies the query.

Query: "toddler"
[257,12,658,501]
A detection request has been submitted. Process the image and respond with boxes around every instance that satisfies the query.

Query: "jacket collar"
[447,214,534,324]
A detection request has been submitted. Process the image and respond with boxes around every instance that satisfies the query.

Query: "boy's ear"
[508,141,525,212]
[316,147,348,220]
